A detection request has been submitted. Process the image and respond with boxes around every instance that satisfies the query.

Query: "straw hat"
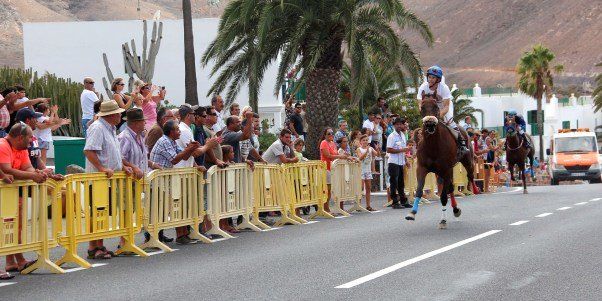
[97,100,125,117]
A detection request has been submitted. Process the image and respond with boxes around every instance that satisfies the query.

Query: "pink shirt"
[142,101,157,132]
[320,140,338,171]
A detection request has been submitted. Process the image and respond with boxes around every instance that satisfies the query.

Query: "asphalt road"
[1,183,601,301]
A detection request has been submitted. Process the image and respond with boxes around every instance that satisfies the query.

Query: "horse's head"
[505,124,517,137]
[420,98,439,135]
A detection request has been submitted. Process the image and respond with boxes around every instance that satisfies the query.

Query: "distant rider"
[505,110,531,149]
[416,65,469,157]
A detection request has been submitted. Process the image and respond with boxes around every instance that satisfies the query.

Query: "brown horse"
[406,98,475,229]
[504,120,535,194]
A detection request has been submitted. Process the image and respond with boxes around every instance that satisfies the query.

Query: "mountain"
[1,0,600,91]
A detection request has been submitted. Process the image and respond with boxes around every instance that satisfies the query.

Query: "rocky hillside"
[1,0,600,90]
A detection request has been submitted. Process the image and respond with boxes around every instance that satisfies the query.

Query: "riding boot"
[456,136,469,160]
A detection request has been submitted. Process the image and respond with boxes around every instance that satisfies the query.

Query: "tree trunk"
[536,96,544,160]
[183,0,198,105]
[305,68,341,159]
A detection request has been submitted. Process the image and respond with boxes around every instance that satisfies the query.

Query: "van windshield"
[555,136,597,153]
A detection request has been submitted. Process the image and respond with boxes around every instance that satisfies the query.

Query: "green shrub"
[258,132,278,152]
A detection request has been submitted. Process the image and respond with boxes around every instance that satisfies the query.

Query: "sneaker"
[402,203,412,208]
[176,236,192,245]
[391,203,404,209]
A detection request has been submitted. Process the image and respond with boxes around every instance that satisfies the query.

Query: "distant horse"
[406,98,475,229]
[505,119,535,194]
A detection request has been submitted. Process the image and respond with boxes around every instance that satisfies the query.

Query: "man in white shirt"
[362,112,376,143]
[386,117,413,209]
[211,95,226,134]
[175,105,218,168]
[417,66,468,156]
[80,77,99,137]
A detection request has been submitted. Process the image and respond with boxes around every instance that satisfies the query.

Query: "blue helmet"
[426,65,443,79]
[507,110,517,117]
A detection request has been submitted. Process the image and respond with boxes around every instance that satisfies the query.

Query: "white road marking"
[334,216,350,219]
[589,198,601,202]
[535,213,553,218]
[261,227,282,232]
[335,230,502,289]
[574,202,588,206]
[211,237,237,242]
[145,248,179,256]
[509,220,530,226]
[369,210,383,213]
[304,221,320,225]
[556,207,572,211]
[490,187,523,195]
[0,282,16,287]
[64,263,107,273]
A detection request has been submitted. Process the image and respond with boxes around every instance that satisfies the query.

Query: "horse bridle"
[505,128,523,151]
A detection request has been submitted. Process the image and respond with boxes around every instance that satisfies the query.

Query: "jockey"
[417,65,469,157]
[505,110,531,149]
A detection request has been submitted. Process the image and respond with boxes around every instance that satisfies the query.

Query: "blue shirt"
[150,135,182,169]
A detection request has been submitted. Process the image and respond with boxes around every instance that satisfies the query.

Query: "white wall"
[23,18,283,109]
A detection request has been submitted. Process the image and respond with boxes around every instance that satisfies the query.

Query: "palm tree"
[593,62,602,112]
[517,44,563,159]
[202,0,432,158]
[451,89,479,126]
[183,0,199,105]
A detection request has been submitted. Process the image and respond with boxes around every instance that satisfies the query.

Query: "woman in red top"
[320,127,349,212]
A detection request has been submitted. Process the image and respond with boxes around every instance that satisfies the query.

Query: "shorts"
[361,171,373,180]
[39,140,50,150]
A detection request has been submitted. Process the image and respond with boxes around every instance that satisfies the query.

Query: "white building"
[23,18,285,131]
[461,84,602,159]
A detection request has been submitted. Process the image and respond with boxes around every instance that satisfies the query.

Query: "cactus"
[102,20,163,97]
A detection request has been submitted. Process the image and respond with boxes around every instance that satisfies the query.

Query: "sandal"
[87,248,111,260]
[18,260,37,272]
[0,271,15,280]
[366,206,375,212]
[99,246,115,257]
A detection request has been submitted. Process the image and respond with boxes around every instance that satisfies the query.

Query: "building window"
[562,121,570,129]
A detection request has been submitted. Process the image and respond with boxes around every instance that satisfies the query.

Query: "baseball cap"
[16,108,43,122]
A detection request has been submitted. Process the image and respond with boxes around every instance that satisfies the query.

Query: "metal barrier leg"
[206,214,235,239]
[251,209,272,230]
[235,214,262,232]
[330,197,351,217]
[56,245,92,269]
[272,209,302,227]
[346,196,369,213]
[308,200,335,220]
[138,227,173,253]
[288,207,309,224]
[188,225,213,244]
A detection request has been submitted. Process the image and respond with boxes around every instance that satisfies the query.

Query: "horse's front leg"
[438,171,453,229]
[520,163,528,194]
[406,166,428,221]
[509,163,515,182]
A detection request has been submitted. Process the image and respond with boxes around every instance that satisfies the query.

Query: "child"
[293,139,308,162]
[34,103,70,165]
[356,135,378,211]
[219,145,241,234]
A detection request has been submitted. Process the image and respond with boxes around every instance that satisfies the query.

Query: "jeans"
[82,118,91,137]
[388,163,407,204]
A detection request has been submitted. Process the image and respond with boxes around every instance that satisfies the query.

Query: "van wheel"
[589,178,601,184]
[551,178,559,185]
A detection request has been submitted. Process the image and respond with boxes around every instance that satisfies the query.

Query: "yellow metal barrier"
[404,158,418,200]
[251,164,300,230]
[283,161,334,222]
[139,168,211,252]
[0,180,64,274]
[205,164,260,239]
[452,163,472,196]
[56,172,147,269]
[330,159,367,215]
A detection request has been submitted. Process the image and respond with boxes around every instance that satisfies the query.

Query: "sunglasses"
[86,82,95,85]
[117,83,125,86]
[326,132,334,135]
[142,86,151,90]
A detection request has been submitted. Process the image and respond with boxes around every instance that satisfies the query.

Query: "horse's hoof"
[523,190,528,194]
[453,207,462,218]
[405,213,416,221]
[438,220,447,229]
